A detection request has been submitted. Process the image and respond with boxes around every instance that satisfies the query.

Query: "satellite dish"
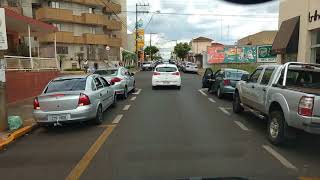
[223,0,273,4]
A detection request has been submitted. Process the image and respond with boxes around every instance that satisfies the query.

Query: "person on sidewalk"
[83,60,89,73]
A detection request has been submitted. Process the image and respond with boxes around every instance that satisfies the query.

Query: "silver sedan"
[94,67,135,99]
[33,74,116,126]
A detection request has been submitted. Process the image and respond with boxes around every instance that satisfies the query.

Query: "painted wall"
[6,71,60,103]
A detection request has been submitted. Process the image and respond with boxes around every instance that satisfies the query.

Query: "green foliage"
[125,65,136,69]
[211,63,259,73]
[144,46,159,56]
[122,51,137,61]
[174,43,191,60]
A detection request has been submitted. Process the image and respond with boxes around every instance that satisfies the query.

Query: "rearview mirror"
[241,74,249,82]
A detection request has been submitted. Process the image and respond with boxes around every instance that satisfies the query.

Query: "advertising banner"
[224,46,257,63]
[207,45,224,64]
[257,45,277,63]
[135,29,145,51]
[0,8,8,50]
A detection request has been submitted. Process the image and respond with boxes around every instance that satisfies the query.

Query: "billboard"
[224,46,257,63]
[207,45,224,64]
[257,45,277,63]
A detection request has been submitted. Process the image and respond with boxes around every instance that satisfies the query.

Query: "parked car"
[142,62,152,71]
[233,62,320,145]
[94,67,135,99]
[152,64,181,90]
[207,68,249,98]
[33,74,116,126]
[183,62,198,73]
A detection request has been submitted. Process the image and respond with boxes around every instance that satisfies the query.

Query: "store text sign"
[309,10,320,23]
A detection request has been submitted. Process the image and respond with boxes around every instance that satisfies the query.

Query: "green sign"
[257,45,277,63]
[224,46,257,63]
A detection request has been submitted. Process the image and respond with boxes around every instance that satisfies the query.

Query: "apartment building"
[1,0,127,69]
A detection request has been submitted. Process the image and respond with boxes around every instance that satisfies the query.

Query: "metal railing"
[4,56,58,70]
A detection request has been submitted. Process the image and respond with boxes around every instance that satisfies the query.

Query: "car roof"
[156,63,177,68]
[221,68,248,73]
[53,74,102,81]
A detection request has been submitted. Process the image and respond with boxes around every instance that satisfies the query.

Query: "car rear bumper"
[33,105,97,124]
[152,79,181,86]
[301,116,320,134]
[112,83,125,95]
[222,86,236,94]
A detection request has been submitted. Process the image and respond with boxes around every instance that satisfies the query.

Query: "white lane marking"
[262,145,297,170]
[198,89,207,96]
[132,89,142,95]
[123,105,131,111]
[199,88,208,91]
[234,121,250,131]
[219,107,231,116]
[130,97,137,101]
[208,98,216,103]
[112,114,123,124]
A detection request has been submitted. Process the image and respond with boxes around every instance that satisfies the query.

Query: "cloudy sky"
[126,0,280,58]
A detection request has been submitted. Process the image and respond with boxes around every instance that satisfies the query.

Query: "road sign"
[0,8,8,50]
[105,46,110,51]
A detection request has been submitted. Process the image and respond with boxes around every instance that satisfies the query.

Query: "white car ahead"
[152,64,181,90]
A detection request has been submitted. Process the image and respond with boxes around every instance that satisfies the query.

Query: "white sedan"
[152,64,181,90]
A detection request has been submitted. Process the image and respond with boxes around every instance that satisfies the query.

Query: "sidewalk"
[0,97,36,150]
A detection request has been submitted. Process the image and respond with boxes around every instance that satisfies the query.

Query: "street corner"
[0,119,37,151]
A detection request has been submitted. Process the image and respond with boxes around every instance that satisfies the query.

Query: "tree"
[144,46,159,60]
[174,43,191,60]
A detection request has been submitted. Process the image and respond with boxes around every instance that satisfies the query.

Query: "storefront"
[272,0,320,64]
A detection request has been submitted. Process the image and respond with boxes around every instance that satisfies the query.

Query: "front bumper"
[33,105,97,124]
[185,68,198,72]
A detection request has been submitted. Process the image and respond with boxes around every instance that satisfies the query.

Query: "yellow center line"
[66,125,116,180]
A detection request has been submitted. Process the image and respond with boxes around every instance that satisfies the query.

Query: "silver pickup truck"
[233,62,320,145]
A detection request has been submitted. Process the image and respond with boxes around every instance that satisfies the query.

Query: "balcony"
[36,7,122,30]
[39,31,122,47]
[62,0,104,7]
[103,1,121,14]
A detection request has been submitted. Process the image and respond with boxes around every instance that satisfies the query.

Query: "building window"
[52,23,61,31]
[311,30,320,64]
[48,1,59,8]
[57,46,68,54]
[90,27,96,34]
[89,7,95,14]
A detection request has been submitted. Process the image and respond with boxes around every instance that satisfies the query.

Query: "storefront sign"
[207,45,224,64]
[257,45,277,63]
[0,8,8,50]
[309,9,320,23]
[0,59,5,83]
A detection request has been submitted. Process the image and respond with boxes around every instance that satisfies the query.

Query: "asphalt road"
[1,71,320,180]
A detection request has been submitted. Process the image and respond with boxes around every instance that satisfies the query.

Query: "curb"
[0,123,38,150]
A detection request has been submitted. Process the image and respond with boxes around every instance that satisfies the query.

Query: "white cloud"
[126,0,279,58]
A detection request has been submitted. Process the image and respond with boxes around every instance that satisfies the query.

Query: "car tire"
[111,94,117,108]
[122,87,128,99]
[233,92,244,114]
[217,87,223,99]
[152,86,157,90]
[268,110,287,146]
[94,105,103,125]
[177,86,181,90]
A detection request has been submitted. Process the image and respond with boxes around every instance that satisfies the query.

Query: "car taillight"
[33,97,40,110]
[223,79,231,86]
[78,93,91,106]
[298,96,314,117]
[153,72,160,75]
[111,77,122,83]
[172,72,180,76]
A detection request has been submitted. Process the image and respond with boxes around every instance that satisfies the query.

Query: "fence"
[4,56,58,70]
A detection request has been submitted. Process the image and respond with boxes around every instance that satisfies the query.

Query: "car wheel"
[217,87,223,99]
[111,94,117,108]
[152,86,157,90]
[94,105,103,125]
[177,86,181,90]
[268,110,287,145]
[233,92,244,114]
[122,87,128,99]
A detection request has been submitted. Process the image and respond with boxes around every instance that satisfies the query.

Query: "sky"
[126,0,280,58]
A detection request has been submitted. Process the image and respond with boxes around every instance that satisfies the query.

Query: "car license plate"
[49,114,69,121]
[163,81,170,84]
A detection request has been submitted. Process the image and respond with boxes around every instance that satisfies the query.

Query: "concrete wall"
[278,0,320,63]
[191,41,211,54]
[114,0,127,49]
[6,71,60,103]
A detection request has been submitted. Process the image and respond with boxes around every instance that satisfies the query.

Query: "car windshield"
[225,71,247,80]
[45,78,86,93]
[94,70,118,76]
[156,67,177,72]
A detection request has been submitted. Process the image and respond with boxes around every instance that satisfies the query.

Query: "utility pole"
[135,3,149,64]
[0,51,7,131]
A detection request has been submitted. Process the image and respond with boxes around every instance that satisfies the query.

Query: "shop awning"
[4,8,57,36]
[272,16,300,54]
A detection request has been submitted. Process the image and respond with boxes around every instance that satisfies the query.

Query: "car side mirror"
[130,72,135,76]
[241,74,249,82]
